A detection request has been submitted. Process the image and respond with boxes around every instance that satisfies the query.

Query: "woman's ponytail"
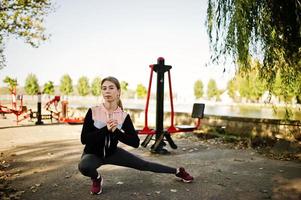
[118,99,123,110]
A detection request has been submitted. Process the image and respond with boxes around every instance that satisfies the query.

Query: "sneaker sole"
[90,189,102,195]
[181,178,193,183]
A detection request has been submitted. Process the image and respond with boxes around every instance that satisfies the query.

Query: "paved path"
[0,124,300,200]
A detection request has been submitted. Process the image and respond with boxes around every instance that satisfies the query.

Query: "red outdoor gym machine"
[138,57,205,154]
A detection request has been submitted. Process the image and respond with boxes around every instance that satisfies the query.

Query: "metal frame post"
[35,92,44,125]
[151,57,172,153]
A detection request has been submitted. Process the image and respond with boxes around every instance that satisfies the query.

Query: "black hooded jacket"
[80,108,140,158]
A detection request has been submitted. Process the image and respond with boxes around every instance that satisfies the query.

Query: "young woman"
[78,76,193,195]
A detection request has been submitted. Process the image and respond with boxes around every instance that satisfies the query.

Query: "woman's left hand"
[107,119,118,132]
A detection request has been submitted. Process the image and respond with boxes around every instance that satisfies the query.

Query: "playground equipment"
[0,87,84,125]
[0,87,30,125]
[29,93,62,125]
[0,92,59,125]
[44,95,61,121]
[35,95,84,125]
[59,100,85,124]
[138,57,205,154]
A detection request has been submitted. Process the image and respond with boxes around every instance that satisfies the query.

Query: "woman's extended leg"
[104,147,177,174]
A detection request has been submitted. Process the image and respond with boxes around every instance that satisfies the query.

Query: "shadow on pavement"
[1,138,301,200]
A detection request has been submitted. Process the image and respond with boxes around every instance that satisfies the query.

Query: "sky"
[1,0,235,99]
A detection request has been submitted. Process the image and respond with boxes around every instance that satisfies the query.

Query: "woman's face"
[101,80,120,103]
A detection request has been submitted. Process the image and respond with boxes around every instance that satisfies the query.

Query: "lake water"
[123,99,301,121]
[202,104,301,120]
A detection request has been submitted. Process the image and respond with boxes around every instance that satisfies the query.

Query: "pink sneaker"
[176,167,194,183]
[90,176,103,195]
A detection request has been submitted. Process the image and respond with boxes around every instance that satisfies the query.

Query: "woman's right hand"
[107,119,118,132]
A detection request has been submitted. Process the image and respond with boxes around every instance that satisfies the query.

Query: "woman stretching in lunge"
[78,76,193,195]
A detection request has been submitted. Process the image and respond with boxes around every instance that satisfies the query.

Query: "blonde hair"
[101,76,123,110]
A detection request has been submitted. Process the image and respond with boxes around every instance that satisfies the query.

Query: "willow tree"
[206,0,301,98]
[0,0,52,68]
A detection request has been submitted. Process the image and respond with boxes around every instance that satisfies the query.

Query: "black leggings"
[78,147,177,179]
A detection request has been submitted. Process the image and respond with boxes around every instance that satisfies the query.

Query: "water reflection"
[69,100,301,121]
[204,104,301,120]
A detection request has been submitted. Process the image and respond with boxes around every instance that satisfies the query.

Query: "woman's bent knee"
[78,162,94,177]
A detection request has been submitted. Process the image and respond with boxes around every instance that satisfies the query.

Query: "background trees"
[91,77,102,96]
[59,74,73,96]
[3,76,17,93]
[77,76,90,96]
[227,80,236,101]
[1,73,300,106]
[120,81,129,92]
[235,60,266,102]
[42,81,54,95]
[136,84,147,99]
[194,80,204,99]
[24,74,39,95]
[207,79,219,100]
[294,74,301,104]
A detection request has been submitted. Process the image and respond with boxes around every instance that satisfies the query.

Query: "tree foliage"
[227,79,236,100]
[3,76,17,92]
[271,71,295,103]
[194,80,204,99]
[120,81,128,92]
[77,76,90,96]
[226,59,266,102]
[59,74,73,95]
[227,60,301,104]
[91,76,101,96]
[42,80,54,95]
[136,83,147,99]
[206,0,301,98]
[294,73,301,104]
[24,73,39,95]
[237,60,266,102]
[207,79,219,100]
[0,0,53,68]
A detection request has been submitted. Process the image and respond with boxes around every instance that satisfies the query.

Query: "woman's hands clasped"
[107,119,118,132]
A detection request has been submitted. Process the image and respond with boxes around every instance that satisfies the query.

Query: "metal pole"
[35,92,44,125]
[152,57,172,153]
[155,58,165,135]
[144,65,154,131]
